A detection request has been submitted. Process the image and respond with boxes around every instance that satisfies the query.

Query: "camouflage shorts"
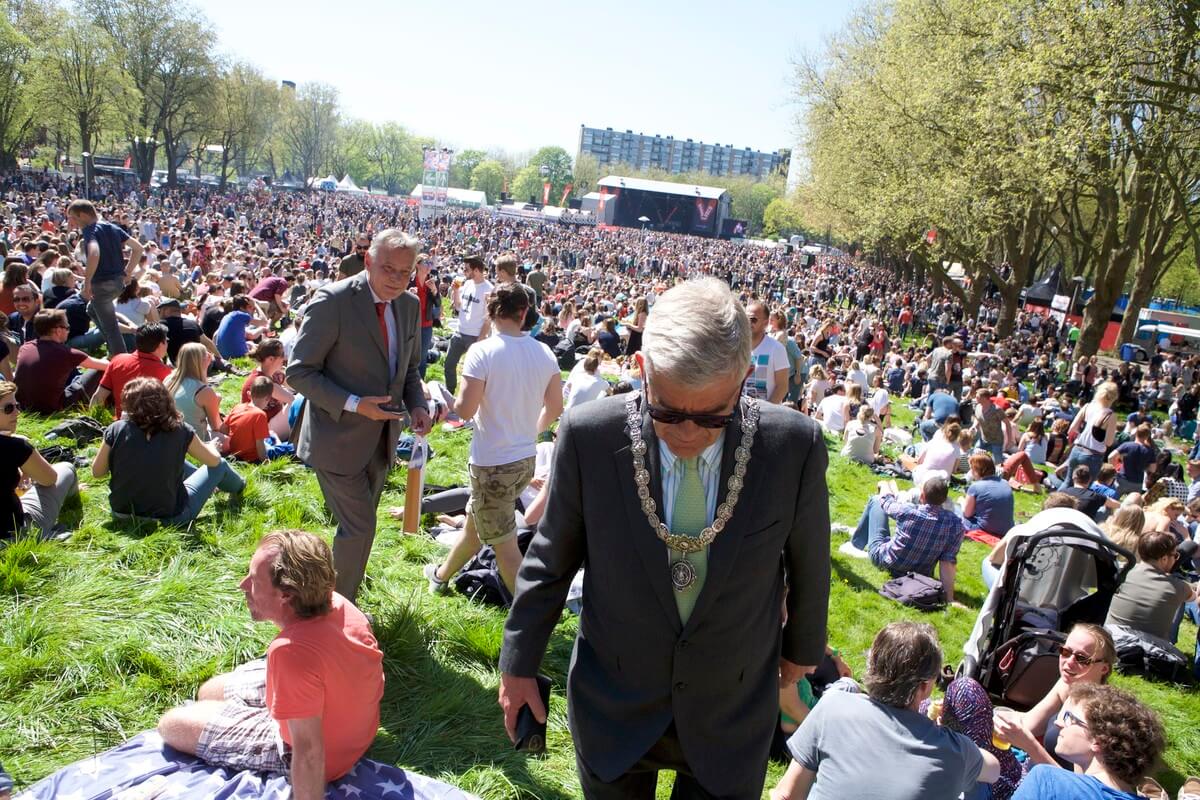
[466,456,536,545]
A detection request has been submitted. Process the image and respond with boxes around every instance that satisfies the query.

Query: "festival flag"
[559,183,573,206]
[542,181,551,206]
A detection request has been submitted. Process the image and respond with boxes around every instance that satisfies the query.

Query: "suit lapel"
[613,405,683,633]
[387,295,407,395]
[684,401,755,633]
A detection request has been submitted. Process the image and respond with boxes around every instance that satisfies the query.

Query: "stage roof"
[597,175,726,200]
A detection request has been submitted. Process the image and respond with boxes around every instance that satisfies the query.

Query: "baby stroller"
[959,519,1133,710]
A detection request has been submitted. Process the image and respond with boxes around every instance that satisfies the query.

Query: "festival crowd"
[1,167,1198,800]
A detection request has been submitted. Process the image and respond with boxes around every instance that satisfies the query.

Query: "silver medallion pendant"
[670,558,698,592]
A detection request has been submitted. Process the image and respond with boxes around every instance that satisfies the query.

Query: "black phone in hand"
[514,674,552,754]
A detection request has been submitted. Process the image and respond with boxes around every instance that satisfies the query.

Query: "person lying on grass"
[158,530,383,800]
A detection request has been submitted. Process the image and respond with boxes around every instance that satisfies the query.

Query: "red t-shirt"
[265,593,384,782]
[241,369,283,420]
[15,340,88,414]
[224,402,269,461]
[99,351,172,417]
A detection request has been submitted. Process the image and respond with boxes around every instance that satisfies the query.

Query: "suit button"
[674,681,687,691]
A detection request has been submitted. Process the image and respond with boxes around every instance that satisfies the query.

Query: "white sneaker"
[424,563,450,595]
[830,522,854,535]
[838,541,870,559]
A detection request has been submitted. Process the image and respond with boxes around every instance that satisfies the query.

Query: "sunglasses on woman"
[1,401,19,415]
[1055,644,1098,666]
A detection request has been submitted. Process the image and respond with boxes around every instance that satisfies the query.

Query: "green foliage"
[762,196,810,239]
[450,149,486,189]
[469,159,505,204]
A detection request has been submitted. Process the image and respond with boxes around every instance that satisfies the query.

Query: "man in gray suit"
[499,279,831,799]
[287,229,431,602]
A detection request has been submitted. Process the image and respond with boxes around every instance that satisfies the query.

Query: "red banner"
[542,181,551,205]
[559,183,573,206]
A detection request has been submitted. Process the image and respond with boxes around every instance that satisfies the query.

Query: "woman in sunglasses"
[0,380,78,540]
[1011,684,1164,800]
[993,623,1116,770]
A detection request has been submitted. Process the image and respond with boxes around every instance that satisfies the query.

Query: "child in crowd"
[222,375,273,462]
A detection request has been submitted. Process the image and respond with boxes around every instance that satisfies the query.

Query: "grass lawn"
[1,369,1197,798]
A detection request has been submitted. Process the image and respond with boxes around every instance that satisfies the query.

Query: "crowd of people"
[1,167,1198,800]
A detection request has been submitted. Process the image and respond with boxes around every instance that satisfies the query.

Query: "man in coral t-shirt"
[90,322,172,418]
[157,531,384,797]
[223,377,273,462]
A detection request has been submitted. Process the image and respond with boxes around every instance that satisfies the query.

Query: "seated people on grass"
[165,342,224,445]
[770,622,1000,800]
[91,322,173,418]
[1105,530,1197,641]
[214,294,267,360]
[993,623,1116,770]
[961,452,1015,537]
[157,530,383,796]
[0,762,8,800]
[223,376,274,463]
[843,475,965,604]
[14,309,109,413]
[0,380,78,541]
[840,405,882,465]
[1001,417,1049,490]
[902,419,962,485]
[92,377,245,525]
[1060,465,1120,522]
[1010,684,1165,800]
[1098,504,1145,556]
[243,339,296,441]
[813,381,847,434]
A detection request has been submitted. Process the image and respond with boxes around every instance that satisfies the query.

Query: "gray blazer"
[286,272,427,474]
[500,394,831,796]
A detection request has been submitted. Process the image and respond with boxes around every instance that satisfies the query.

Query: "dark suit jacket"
[500,394,830,796]
[286,271,426,474]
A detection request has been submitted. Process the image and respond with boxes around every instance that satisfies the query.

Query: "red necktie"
[375,302,389,351]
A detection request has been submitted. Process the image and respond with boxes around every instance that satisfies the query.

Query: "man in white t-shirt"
[815,383,848,433]
[743,300,790,404]
[443,254,493,397]
[425,283,563,595]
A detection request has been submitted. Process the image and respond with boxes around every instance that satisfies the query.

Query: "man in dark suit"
[499,279,831,799]
[287,229,431,602]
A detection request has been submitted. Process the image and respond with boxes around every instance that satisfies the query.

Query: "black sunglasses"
[1055,644,1098,667]
[644,376,738,429]
[1,401,19,415]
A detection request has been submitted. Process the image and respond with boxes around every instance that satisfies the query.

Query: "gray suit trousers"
[314,428,393,601]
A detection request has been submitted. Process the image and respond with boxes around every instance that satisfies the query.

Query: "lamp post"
[81,151,92,198]
[1065,274,1085,343]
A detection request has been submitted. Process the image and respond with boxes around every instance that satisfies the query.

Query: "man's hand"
[80,282,92,301]
[356,396,406,422]
[499,673,546,743]
[779,659,815,688]
[409,406,432,436]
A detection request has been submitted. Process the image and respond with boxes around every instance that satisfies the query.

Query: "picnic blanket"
[16,731,478,800]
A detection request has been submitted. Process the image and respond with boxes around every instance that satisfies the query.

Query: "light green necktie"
[671,456,709,625]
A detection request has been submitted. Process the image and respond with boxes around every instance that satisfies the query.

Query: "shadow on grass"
[370,597,577,800]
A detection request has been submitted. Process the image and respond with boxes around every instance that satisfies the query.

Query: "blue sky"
[196,0,852,159]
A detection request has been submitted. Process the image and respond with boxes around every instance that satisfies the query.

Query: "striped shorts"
[195,659,290,775]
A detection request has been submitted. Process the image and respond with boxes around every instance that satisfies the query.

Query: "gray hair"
[50,267,76,287]
[368,228,421,263]
[864,622,943,708]
[641,278,751,387]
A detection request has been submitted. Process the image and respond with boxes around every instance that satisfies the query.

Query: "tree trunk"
[996,282,1021,339]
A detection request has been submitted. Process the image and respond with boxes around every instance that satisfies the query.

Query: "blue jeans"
[418,325,434,379]
[67,328,105,352]
[87,275,128,356]
[851,496,893,569]
[977,438,1004,466]
[919,419,941,442]
[1065,446,1104,485]
[164,460,245,526]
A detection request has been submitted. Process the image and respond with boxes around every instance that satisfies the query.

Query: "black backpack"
[879,572,945,612]
[1107,624,1192,684]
